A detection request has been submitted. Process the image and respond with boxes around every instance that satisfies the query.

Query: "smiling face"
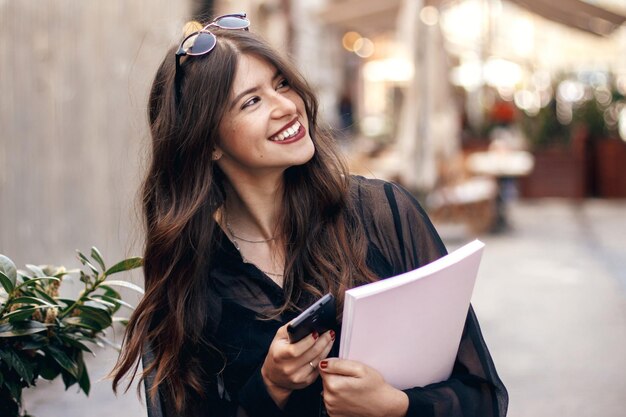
[215,54,315,184]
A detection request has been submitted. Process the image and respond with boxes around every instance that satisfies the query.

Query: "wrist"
[387,387,409,417]
[261,365,292,409]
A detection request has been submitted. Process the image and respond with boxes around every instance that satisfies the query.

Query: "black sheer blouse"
[150,176,508,417]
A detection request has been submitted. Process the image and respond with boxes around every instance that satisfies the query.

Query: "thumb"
[319,358,363,377]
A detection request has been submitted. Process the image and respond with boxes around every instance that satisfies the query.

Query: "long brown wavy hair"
[111,26,377,412]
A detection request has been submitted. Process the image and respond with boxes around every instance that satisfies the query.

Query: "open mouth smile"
[269,120,305,143]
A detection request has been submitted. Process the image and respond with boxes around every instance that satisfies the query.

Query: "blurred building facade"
[2,0,626,265]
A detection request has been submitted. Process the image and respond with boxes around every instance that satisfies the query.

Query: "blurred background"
[1,0,625,416]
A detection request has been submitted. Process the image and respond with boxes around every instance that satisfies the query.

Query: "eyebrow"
[229,70,282,110]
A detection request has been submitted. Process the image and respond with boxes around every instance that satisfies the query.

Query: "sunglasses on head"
[174,13,250,103]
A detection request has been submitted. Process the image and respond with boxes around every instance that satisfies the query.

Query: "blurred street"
[22,198,626,417]
[447,198,626,417]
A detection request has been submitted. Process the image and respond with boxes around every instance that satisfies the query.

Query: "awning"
[507,0,626,36]
[318,0,625,37]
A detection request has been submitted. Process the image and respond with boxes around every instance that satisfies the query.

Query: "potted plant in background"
[519,96,586,198]
[574,87,626,198]
[0,248,142,417]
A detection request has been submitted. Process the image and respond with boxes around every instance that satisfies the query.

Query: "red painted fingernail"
[320,360,328,369]
[329,330,335,340]
[312,331,319,340]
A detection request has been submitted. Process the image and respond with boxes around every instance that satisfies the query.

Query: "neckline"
[225,220,276,243]
[215,225,285,290]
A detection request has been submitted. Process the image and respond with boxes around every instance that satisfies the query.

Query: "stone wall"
[0,1,187,269]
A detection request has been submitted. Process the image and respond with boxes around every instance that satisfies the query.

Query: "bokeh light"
[342,31,362,52]
[420,6,439,26]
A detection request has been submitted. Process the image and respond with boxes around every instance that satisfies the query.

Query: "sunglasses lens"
[215,16,250,29]
[185,32,217,55]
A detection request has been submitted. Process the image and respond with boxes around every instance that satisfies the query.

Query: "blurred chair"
[426,154,498,235]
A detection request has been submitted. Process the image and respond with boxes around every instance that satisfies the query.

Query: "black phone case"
[287,293,336,343]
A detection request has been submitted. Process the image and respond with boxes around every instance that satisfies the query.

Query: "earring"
[212,151,222,161]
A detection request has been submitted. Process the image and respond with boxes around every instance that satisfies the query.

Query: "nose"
[270,91,297,119]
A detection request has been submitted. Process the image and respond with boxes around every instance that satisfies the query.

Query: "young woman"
[112,14,508,417]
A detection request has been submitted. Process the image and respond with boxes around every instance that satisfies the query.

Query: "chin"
[276,135,315,169]
[296,137,316,164]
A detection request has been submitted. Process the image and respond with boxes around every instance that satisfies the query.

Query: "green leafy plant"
[0,248,142,417]
[573,88,625,140]
[520,97,573,150]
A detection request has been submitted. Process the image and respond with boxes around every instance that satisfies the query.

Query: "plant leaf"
[77,251,100,275]
[96,334,122,350]
[85,261,100,276]
[77,251,90,265]
[79,305,112,328]
[19,276,60,285]
[33,288,59,306]
[76,353,90,395]
[17,270,31,280]
[19,339,47,350]
[25,264,46,278]
[57,298,76,307]
[38,354,61,380]
[4,306,43,323]
[90,247,106,272]
[99,285,121,299]
[0,254,17,286]
[99,294,134,310]
[41,265,65,278]
[46,345,79,379]
[61,369,78,391]
[10,296,58,308]
[100,280,144,295]
[0,270,14,293]
[112,317,129,327]
[63,316,103,332]
[104,257,143,276]
[13,276,60,294]
[58,334,94,354]
[0,349,35,384]
[87,296,116,309]
[3,374,22,399]
[56,268,80,277]
[0,321,48,337]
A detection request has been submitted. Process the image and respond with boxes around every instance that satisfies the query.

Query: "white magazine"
[339,239,485,389]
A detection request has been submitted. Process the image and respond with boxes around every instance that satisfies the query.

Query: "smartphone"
[287,293,336,343]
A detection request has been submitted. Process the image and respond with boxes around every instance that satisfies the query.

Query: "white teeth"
[270,121,301,141]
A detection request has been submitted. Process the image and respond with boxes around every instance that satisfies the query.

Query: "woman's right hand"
[261,323,335,409]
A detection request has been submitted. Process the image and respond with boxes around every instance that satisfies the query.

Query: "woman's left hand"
[319,358,409,417]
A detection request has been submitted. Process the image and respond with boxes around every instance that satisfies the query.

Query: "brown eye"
[277,78,290,90]
[242,96,260,109]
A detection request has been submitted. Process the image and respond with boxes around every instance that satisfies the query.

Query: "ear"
[212,147,223,161]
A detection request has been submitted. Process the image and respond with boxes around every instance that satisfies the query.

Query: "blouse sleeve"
[238,366,286,417]
[356,178,508,417]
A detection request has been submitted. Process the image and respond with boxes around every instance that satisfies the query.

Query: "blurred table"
[466,150,534,232]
